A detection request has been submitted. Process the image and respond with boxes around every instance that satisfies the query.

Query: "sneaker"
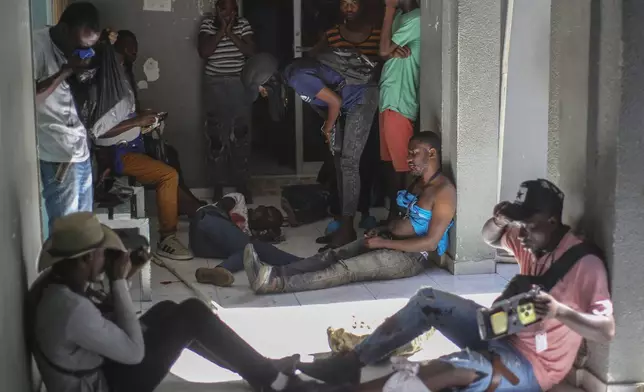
[156,235,194,260]
[195,266,234,287]
[243,243,262,284]
[297,353,362,386]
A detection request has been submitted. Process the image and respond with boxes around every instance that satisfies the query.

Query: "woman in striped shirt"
[198,0,256,202]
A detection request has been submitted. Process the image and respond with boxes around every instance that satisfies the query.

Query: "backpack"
[313,47,377,85]
[281,184,330,227]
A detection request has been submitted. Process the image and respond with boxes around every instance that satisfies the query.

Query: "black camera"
[105,230,152,268]
[477,287,542,341]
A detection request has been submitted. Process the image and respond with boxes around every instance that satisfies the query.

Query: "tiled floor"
[131,195,551,392]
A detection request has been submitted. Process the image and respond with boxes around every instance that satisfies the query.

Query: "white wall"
[0,0,44,390]
[498,0,551,201]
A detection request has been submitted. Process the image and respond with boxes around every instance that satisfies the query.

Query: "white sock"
[270,372,289,391]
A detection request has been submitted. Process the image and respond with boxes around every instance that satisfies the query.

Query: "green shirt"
[379,8,421,121]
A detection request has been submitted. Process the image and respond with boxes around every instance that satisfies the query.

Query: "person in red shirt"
[296,179,615,392]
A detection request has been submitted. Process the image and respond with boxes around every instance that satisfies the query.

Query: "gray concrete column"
[441,0,501,275]
[419,0,443,132]
[552,0,644,389]
[498,0,551,202]
[583,0,644,388]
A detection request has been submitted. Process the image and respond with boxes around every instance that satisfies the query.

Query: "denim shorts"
[438,340,541,392]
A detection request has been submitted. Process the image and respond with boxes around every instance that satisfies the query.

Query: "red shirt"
[501,229,613,390]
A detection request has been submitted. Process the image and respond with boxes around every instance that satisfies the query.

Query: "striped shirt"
[199,17,253,76]
[325,25,381,63]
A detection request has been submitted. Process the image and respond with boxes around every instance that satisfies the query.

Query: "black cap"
[503,179,564,222]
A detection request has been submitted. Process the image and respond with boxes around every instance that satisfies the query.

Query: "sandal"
[195,267,235,287]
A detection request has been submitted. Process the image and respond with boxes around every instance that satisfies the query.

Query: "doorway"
[244,0,339,176]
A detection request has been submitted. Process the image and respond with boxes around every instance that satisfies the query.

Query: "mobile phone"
[73,48,96,60]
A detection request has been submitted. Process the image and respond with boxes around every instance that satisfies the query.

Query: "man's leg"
[40,160,83,229]
[380,110,414,222]
[76,158,94,212]
[330,87,379,248]
[190,213,250,267]
[104,299,284,392]
[121,153,192,260]
[245,239,367,293]
[298,287,486,385]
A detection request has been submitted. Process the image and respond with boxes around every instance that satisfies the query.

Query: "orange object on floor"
[121,152,179,236]
[379,109,414,172]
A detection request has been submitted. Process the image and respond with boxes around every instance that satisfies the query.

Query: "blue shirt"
[283,59,367,111]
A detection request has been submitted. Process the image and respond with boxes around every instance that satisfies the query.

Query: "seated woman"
[27,212,335,392]
[90,39,194,261]
[243,132,455,294]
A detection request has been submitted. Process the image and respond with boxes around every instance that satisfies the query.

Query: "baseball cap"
[502,179,564,222]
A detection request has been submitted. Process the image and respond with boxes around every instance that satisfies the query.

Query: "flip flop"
[195,267,235,287]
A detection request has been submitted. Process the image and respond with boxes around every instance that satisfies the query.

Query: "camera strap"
[535,241,603,292]
[497,242,602,301]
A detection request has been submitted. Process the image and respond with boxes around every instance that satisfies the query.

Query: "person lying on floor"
[27,212,339,392]
[296,179,615,392]
[189,193,298,287]
[242,131,456,294]
[88,39,195,261]
[113,30,206,215]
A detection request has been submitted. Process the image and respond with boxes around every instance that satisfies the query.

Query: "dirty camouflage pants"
[203,75,252,189]
[263,238,428,293]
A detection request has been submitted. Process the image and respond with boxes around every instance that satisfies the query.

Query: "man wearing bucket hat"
[28,212,342,392]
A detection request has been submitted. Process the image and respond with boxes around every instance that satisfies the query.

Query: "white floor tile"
[430,273,508,296]
[294,283,375,305]
[364,274,440,300]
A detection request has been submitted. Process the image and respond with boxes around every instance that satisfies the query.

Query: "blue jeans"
[355,287,541,392]
[40,159,93,231]
[189,210,301,272]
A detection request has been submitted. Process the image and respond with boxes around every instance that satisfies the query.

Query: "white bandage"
[383,357,432,392]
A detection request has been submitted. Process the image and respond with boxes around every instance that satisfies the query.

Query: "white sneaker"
[156,235,193,260]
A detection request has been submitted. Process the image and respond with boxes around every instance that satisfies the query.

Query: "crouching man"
[297,179,615,392]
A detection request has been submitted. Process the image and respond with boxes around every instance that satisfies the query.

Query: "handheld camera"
[477,287,542,341]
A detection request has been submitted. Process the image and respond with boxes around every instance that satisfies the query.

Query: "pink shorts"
[379,109,414,172]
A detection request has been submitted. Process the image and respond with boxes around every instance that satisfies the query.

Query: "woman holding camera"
[28,212,335,392]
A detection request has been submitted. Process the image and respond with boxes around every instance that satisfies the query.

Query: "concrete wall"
[0,0,44,390]
[497,0,551,202]
[441,0,501,274]
[547,0,591,230]
[419,0,442,132]
[87,0,215,188]
[550,0,644,387]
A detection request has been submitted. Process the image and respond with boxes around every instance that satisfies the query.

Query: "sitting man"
[242,52,380,250]
[297,179,615,392]
[243,131,455,294]
[89,36,193,260]
[27,212,334,392]
[114,30,205,216]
